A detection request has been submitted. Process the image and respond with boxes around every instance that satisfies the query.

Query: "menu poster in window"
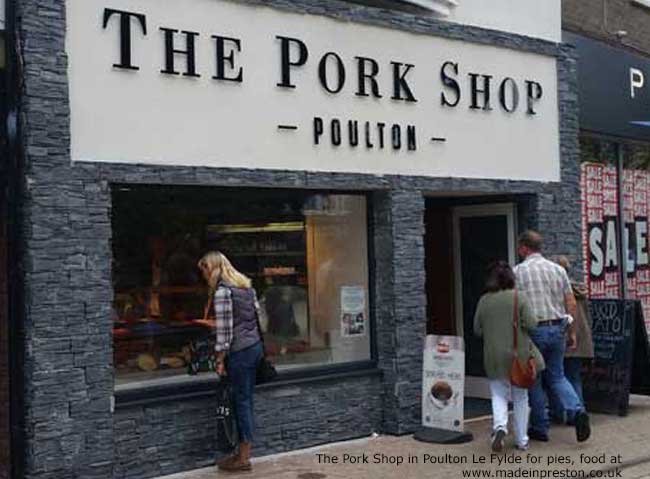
[340,286,366,338]
[421,335,465,432]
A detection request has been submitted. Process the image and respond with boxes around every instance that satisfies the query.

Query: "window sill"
[114,361,381,409]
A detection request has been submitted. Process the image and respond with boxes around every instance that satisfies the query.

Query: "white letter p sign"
[631,68,645,99]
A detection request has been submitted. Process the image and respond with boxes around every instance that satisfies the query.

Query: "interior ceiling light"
[401,0,459,16]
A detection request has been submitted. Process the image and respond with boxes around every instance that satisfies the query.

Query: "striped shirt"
[513,253,572,323]
[214,286,262,352]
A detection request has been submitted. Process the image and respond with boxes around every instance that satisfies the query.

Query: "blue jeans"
[529,324,584,435]
[228,341,263,443]
[548,358,584,423]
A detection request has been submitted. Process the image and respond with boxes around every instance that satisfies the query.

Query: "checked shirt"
[513,253,573,323]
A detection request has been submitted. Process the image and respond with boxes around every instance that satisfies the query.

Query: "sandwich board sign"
[421,335,465,432]
[584,299,650,416]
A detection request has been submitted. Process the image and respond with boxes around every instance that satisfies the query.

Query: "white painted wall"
[444,0,562,43]
[66,0,560,182]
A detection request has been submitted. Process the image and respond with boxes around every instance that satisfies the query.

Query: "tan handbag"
[509,291,537,388]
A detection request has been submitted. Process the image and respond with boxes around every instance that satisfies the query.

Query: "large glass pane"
[111,187,371,389]
[621,141,650,333]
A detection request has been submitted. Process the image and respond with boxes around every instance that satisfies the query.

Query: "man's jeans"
[529,324,584,435]
[548,357,584,423]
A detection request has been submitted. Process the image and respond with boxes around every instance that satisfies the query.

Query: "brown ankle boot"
[216,452,238,468]
[219,442,252,472]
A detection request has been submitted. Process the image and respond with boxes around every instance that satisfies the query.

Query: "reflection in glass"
[111,187,370,388]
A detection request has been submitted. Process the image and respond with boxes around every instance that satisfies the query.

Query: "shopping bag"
[216,379,238,453]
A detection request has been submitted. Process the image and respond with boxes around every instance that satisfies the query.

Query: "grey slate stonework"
[15,0,580,477]
[113,375,383,478]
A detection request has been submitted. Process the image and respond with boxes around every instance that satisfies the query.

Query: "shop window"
[621,141,650,333]
[581,136,650,333]
[111,186,371,389]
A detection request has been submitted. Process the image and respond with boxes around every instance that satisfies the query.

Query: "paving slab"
[158,395,650,479]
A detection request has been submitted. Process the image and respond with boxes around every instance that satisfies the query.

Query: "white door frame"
[452,203,517,398]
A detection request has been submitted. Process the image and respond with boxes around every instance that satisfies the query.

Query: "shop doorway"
[426,201,516,398]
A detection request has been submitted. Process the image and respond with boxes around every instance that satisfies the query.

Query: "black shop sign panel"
[583,299,650,416]
[564,31,650,142]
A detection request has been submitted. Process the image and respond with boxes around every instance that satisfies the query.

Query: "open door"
[453,204,516,398]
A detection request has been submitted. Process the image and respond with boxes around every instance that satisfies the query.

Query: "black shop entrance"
[425,200,516,398]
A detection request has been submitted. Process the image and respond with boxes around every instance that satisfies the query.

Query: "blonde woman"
[198,251,263,473]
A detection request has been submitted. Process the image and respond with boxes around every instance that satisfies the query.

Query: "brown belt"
[537,319,563,327]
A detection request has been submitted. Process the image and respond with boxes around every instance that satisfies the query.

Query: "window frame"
[110,186,379,405]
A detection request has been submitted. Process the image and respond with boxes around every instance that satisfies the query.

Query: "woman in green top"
[474,261,544,452]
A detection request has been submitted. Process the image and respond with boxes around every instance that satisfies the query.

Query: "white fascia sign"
[65,0,560,182]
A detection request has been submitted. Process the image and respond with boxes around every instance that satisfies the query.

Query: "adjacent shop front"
[15,0,575,477]
[566,31,650,334]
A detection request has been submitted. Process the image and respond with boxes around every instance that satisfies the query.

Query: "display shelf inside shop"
[113,220,312,385]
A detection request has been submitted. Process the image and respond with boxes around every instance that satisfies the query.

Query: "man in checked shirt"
[514,230,591,443]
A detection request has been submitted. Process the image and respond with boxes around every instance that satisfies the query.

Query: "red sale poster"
[581,163,650,333]
[582,163,620,299]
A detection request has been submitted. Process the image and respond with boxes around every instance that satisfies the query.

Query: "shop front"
[566,31,650,335]
[15,0,576,477]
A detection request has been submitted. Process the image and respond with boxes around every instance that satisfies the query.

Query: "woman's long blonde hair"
[198,251,252,290]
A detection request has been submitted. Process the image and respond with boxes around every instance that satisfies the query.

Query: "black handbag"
[256,355,278,384]
[255,308,278,385]
[215,378,238,453]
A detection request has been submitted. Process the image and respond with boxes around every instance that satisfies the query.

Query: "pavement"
[158,395,650,479]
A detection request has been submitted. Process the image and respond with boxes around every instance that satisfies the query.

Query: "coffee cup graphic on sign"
[429,381,455,410]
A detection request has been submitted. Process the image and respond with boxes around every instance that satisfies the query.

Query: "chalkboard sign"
[583,299,636,416]
[632,301,650,396]
[583,299,650,415]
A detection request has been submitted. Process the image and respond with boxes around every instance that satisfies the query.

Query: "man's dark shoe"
[528,429,549,442]
[491,429,506,452]
[575,411,591,442]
